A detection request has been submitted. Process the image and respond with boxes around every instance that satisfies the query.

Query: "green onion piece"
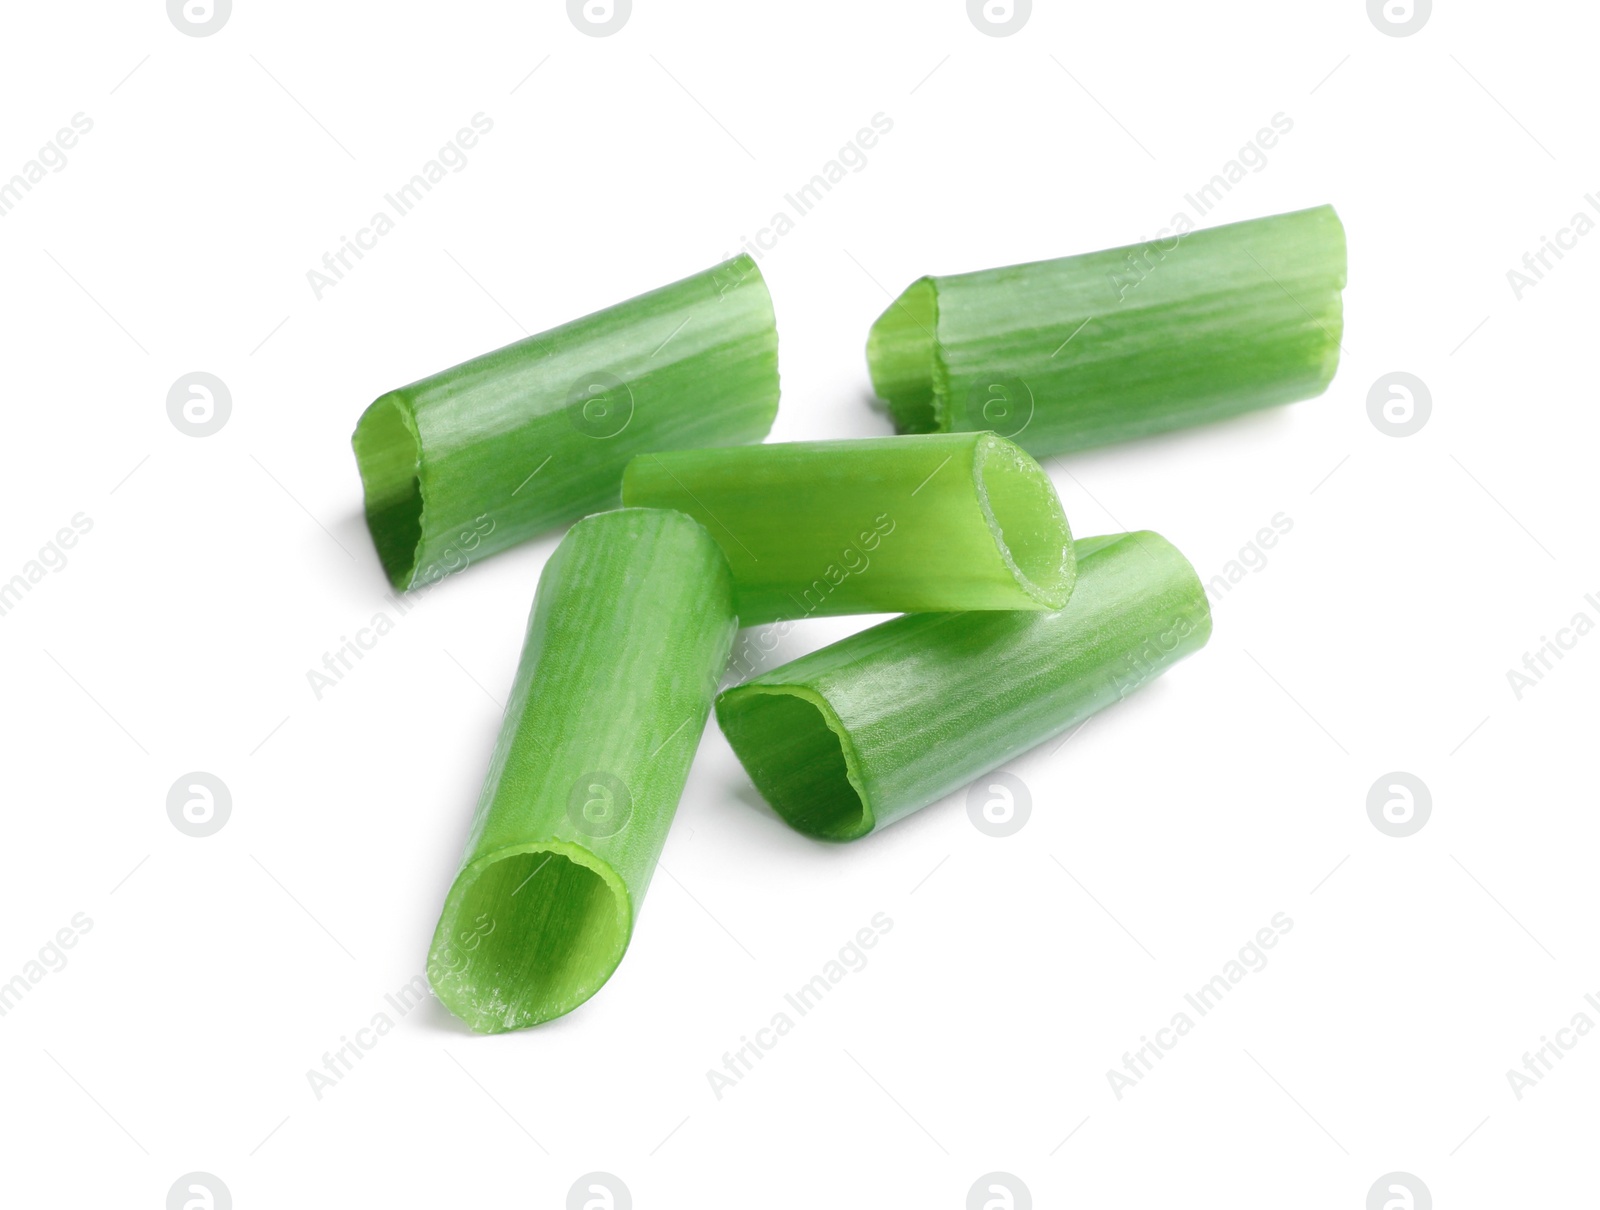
[427,508,735,1032]
[867,205,1347,455]
[716,531,1209,840]
[353,255,779,590]
[620,433,1074,624]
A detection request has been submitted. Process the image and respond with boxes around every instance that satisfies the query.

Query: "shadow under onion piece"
[716,531,1210,840]
[353,254,779,590]
[620,432,1074,624]
[867,205,1347,456]
[427,508,736,1032]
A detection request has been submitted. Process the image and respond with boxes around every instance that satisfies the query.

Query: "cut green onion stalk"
[354,255,779,590]
[428,508,736,1032]
[716,531,1210,841]
[621,433,1074,625]
[867,205,1347,456]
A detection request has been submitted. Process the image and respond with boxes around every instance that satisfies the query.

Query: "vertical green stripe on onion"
[354,254,779,590]
[715,531,1210,841]
[867,205,1347,456]
[620,433,1074,624]
[427,508,736,1032]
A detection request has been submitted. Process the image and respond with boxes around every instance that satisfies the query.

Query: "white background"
[1,1,1593,1206]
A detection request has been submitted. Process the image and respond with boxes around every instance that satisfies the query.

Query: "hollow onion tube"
[867,205,1346,456]
[620,433,1074,624]
[427,508,736,1032]
[353,254,779,590]
[715,531,1210,840]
